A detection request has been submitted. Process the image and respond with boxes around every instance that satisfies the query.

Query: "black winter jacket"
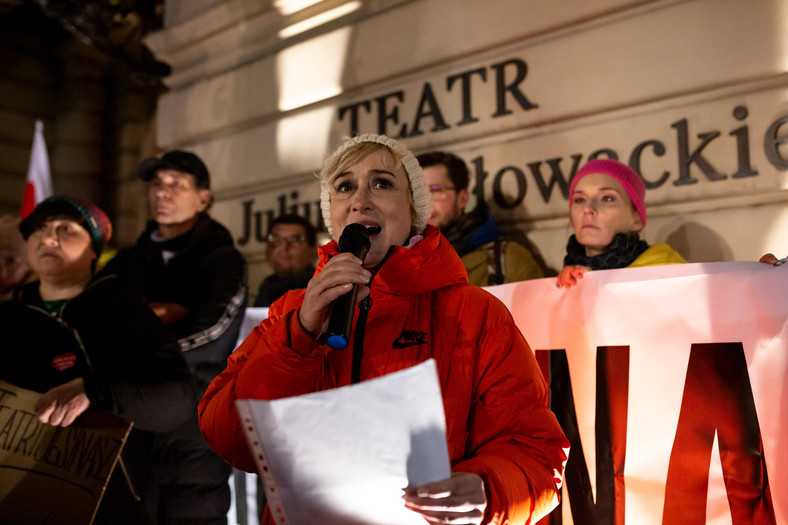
[102,213,247,393]
[0,275,196,524]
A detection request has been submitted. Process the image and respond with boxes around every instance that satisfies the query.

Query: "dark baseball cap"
[138,150,211,189]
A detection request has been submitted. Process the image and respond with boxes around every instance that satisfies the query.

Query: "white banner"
[487,261,787,524]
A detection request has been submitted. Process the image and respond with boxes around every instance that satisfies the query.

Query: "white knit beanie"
[320,134,432,239]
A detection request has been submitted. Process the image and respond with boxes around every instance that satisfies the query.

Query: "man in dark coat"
[103,151,247,525]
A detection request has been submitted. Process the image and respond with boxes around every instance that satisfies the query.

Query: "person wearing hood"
[416,150,545,286]
[0,196,195,524]
[199,134,569,525]
[102,150,247,524]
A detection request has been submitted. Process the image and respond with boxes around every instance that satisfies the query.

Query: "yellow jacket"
[461,239,544,286]
[628,243,687,267]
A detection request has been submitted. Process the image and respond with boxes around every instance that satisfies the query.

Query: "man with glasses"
[103,150,246,525]
[254,214,317,307]
[417,151,545,286]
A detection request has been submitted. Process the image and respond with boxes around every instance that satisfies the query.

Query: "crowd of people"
[1,136,782,525]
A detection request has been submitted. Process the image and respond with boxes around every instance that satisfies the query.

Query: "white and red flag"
[20,119,53,219]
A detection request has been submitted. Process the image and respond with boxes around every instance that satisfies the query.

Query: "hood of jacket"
[442,206,503,255]
[316,225,468,296]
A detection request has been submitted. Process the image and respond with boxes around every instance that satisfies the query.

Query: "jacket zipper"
[22,283,140,501]
[25,302,95,371]
[347,246,394,384]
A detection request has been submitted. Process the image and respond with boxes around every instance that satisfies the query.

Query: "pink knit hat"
[569,159,647,226]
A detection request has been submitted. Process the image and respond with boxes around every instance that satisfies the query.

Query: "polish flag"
[20,119,53,219]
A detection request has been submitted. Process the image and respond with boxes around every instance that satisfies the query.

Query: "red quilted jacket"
[199,225,568,524]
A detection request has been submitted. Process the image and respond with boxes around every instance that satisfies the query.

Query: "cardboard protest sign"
[0,381,132,525]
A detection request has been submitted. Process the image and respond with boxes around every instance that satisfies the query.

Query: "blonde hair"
[319,134,431,239]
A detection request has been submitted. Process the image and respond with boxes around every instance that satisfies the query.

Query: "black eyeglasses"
[266,234,307,246]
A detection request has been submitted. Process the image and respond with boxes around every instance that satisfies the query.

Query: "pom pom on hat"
[20,196,112,255]
[319,134,432,238]
[570,159,647,226]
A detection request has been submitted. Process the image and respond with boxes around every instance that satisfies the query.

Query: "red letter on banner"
[663,342,775,524]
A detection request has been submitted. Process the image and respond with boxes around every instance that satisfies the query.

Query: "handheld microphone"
[325,223,372,349]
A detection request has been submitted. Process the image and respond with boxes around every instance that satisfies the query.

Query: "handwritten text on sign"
[0,382,132,524]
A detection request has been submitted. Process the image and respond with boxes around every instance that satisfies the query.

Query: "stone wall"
[0,3,161,248]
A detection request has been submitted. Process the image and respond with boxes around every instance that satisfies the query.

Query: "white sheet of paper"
[236,358,451,525]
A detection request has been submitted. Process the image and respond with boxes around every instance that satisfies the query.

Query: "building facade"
[137,0,788,289]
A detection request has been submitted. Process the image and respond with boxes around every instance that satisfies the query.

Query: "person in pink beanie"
[557,158,686,288]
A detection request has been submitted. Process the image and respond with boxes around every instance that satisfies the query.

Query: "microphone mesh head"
[338,223,371,256]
